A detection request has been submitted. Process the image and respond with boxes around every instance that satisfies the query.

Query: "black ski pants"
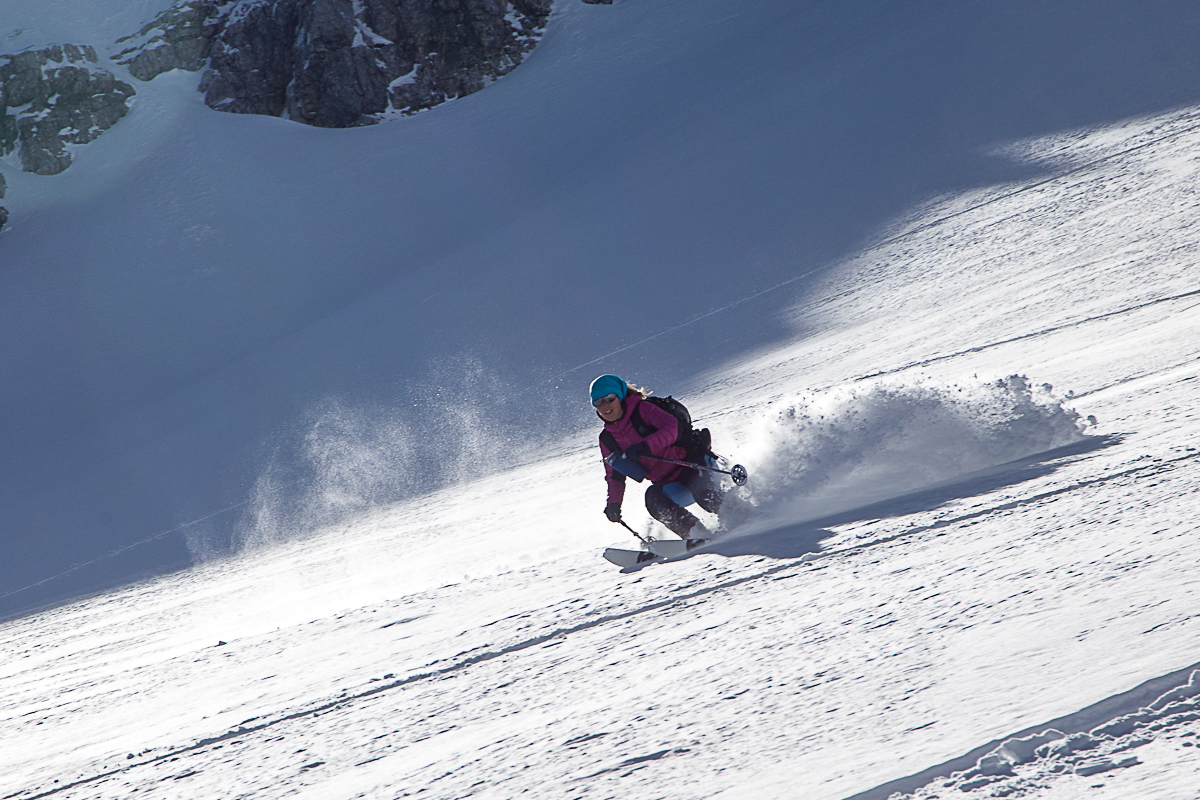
[645,466,722,537]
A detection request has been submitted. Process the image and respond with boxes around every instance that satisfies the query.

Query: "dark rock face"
[0,44,136,175]
[119,0,554,128]
[200,1,303,118]
[364,0,553,121]
[0,171,7,232]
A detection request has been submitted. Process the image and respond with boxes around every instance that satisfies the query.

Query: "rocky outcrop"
[117,0,553,128]
[0,171,7,232]
[115,1,226,81]
[0,44,136,175]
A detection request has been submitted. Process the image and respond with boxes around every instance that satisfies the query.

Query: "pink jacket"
[598,394,690,507]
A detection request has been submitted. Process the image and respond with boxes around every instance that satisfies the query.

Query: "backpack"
[600,395,712,462]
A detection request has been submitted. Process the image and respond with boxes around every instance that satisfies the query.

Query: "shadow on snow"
[632,435,1121,570]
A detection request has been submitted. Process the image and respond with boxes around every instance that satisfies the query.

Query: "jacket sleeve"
[600,433,626,507]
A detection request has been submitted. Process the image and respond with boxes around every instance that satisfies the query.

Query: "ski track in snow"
[6,3,1200,800]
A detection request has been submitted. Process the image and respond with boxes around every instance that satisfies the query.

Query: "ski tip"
[602,547,658,568]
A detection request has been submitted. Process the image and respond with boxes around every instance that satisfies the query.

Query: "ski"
[647,538,711,558]
[602,547,659,567]
[603,538,713,567]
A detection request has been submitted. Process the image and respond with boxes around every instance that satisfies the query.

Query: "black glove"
[604,503,622,522]
[623,442,648,462]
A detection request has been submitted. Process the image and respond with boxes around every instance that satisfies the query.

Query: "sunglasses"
[592,393,620,408]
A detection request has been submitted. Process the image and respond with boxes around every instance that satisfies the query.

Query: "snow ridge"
[856,663,1200,799]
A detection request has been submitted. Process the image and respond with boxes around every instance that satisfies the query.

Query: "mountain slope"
[4,99,1200,795]
[5,0,1200,615]
[2,1,1200,798]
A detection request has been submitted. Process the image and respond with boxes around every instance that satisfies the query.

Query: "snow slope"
[3,0,1200,798]
[5,0,1200,614]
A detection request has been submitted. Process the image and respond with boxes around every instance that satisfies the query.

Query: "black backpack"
[600,395,712,462]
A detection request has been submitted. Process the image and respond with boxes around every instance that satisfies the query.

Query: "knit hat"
[589,374,628,404]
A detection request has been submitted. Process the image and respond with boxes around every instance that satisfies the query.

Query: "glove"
[604,503,622,522]
[623,442,648,462]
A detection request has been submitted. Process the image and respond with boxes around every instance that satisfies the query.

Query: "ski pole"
[637,453,748,486]
[617,518,651,543]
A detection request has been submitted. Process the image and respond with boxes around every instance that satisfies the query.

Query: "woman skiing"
[591,374,722,540]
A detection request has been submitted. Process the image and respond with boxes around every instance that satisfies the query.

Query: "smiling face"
[594,393,625,423]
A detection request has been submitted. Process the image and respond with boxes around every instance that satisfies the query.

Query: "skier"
[591,374,722,541]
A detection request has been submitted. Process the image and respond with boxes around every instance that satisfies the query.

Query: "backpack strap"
[628,402,656,438]
[600,399,658,449]
[601,396,692,457]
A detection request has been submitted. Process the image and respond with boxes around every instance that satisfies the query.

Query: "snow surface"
[3,0,1200,798]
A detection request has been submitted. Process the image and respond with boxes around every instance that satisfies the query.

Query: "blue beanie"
[589,374,628,404]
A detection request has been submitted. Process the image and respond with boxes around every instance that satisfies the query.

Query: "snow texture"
[3,1,1200,799]
[722,375,1087,533]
